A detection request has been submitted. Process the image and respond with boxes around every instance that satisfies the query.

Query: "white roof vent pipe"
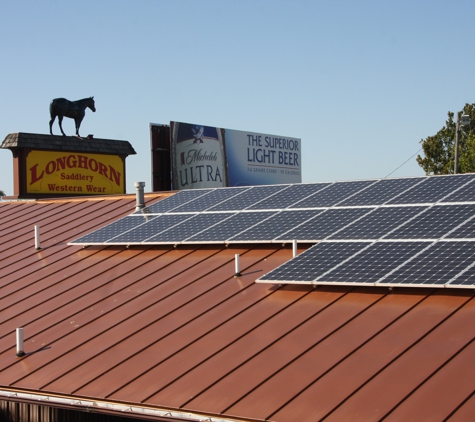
[16,328,25,357]
[34,225,41,250]
[135,182,146,211]
[234,254,242,277]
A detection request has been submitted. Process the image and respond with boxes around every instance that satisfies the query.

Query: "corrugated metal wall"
[0,400,142,422]
[150,124,171,192]
[1,401,56,422]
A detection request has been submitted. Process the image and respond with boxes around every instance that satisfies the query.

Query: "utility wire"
[384,147,423,179]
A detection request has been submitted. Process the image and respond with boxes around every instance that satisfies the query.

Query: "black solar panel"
[445,215,475,239]
[208,185,288,211]
[71,174,475,288]
[385,204,475,239]
[316,241,429,284]
[144,213,234,243]
[186,211,276,242]
[380,241,475,286]
[70,173,475,290]
[230,209,324,241]
[170,187,249,213]
[139,189,214,214]
[72,215,156,244]
[448,258,475,286]
[247,183,332,210]
[337,177,423,206]
[74,175,475,246]
[258,237,475,288]
[107,214,189,243]
[329,206,428,240]
[276,208,374,242]
[442,176,475,202]
[259,241,370,282]
[386,174,474,205]
[289,180,376,208]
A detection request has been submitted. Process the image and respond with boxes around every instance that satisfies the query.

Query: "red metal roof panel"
[1,195,475,422]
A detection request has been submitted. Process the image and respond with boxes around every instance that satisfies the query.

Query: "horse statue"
[49,97,96,137]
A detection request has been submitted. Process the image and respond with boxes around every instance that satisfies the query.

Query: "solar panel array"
[70,174,475,289]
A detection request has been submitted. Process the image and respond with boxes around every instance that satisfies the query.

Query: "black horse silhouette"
[49,97,96,137]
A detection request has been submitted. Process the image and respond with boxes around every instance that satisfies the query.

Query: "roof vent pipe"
[234,254,242,277]
[135,182,146,211]
[34,225,41,250]
[16,328,25,357]
[292,240,298,258]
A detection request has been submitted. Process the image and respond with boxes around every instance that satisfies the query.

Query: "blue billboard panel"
[223,128,301,186]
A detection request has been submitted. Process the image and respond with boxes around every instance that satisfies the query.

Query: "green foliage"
[417,103,475,175]
[0,190,4,197]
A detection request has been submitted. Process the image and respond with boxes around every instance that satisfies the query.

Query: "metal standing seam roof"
[1,193,475,421]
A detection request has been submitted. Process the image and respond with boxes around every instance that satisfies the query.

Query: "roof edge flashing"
[0,389,244,422]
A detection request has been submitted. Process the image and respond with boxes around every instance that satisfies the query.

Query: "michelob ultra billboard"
[169,121,301,190]
[171,122,228,189]
[27,150,125,195]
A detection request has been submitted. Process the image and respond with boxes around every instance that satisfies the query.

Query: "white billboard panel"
[171,122,227,190]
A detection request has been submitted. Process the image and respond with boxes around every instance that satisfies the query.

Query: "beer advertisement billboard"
[169,121,301,190]
[170,122,228,190]
[223,127,301,186]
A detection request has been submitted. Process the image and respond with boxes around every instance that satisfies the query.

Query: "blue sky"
[1,0,474,195]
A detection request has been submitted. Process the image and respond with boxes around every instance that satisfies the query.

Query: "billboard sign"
[224,128,301,186]
[169,121,301,189]
[170,122,228,190]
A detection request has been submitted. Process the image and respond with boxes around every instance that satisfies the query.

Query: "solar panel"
[337,177,424,206]
[384,204,475,239]
[106,214,192,244]
[258,241,370,282]
[448,257,475,286]
[247,183,332,210]
[208,185,288,211]
[445,215,475,239]
[71,215,157,244]
[289,180,376,208]
[229,209,324,242]
[328,206,428,240]
[71,173,475,290]
[386,174,475,204]
[379,241,475,287]
[185,211,276,242]
[73,175,475,246]
[315,241,430,284]
[276,208,374,242]
[70,174,475,288]
[144,213,234,243]
[257,236,475,289]
[442,176,475,202]
[170,187,249,213]
[138,189,214,214]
